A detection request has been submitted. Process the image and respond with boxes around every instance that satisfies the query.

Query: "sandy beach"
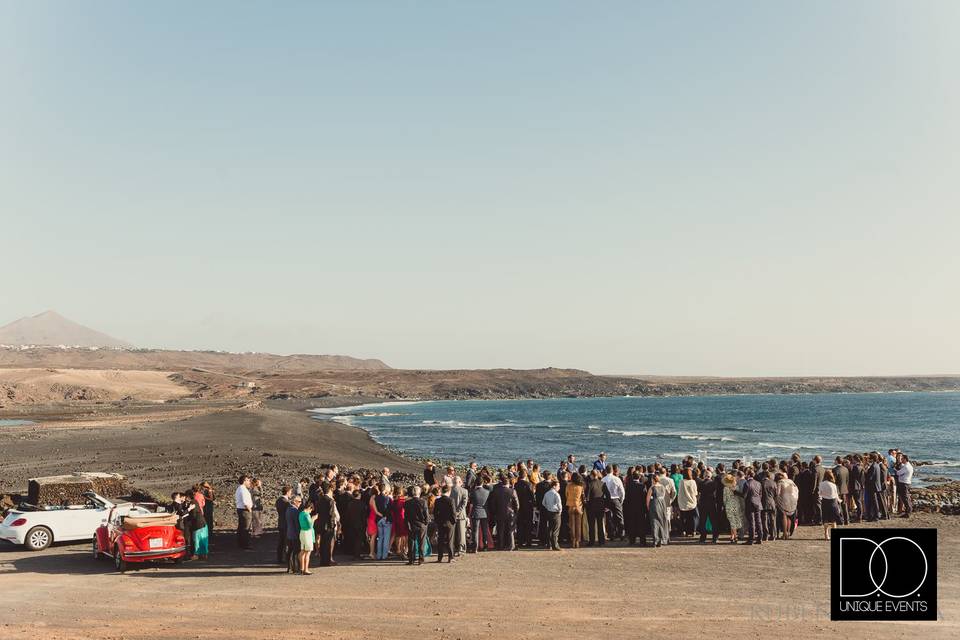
[0,401,956,638]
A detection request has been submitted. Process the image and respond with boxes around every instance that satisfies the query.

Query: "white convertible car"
[0,492,117,551]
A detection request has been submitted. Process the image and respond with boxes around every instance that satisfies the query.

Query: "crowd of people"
[166,481,217,560]
[229,449,915,575]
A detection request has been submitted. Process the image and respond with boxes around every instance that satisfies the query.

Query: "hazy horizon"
[3,2,958,376]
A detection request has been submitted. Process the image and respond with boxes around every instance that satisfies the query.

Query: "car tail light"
[10,518,27,527]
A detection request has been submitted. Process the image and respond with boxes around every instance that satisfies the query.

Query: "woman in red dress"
[366,484,381,559]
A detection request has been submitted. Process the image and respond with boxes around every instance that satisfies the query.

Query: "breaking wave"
[607,429,734,442]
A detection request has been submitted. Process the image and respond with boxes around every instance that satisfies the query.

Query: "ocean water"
[310,393,960,482]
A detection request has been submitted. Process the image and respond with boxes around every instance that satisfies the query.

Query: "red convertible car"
[93,502,187,572]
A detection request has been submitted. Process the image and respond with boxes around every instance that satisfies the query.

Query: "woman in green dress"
[722,473,744,544]
[298,503,317,575]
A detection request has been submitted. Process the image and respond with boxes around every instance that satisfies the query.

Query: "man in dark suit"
[810,456,825,525]
[514,469,535,547]
[584,470,609,546]
[313,481,338,566]
[433,485,457,563]
[404,486,429,565]
[535,471,553,547]
[760,472,777,541]
[742,470,764,545]
[849,455,864,523]
[275,485,293,564]
[833,456,851,525]
[696,469,719,544]
[795,463,812,525]
[468,478,492,552]
[489,474,519,550]
[865,453,887,521]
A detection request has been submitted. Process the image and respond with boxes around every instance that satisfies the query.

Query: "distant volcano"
[0,311,132,348]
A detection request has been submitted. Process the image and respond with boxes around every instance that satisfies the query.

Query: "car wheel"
[114,545,127,573]
[92,537,103,560]
[24,526,52,551]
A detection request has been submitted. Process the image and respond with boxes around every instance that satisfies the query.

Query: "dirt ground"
[0,514,956,639]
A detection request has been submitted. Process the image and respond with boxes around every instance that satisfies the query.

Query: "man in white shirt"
[541,479,563,550]
[235,475,253,549]
[601,465,626,541]
[896,454,914,518]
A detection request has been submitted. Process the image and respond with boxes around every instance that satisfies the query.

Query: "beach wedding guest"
[374,482,393,560]
[760,468,778,541]
[722,474,744,544]
[423,461,437,487]
[558,469,570,544]
[819,469,842,540]
[234,475,254,550]
[298,501,318,575]
[186,492,208,561]
[425,485,439,557]
[895,453,914,518]
[380,468,392,494]
[489,473,519,550]
[832,457,851,525]
[365,484,382,559]
[535,471,554,546]
[886,449,899,513]
[696,468,720,544]
[250,478,264,538]
[168,492,190,551]
[344,490,366,559]
[443,466,457,488]
[450,476,469,556]
[584,470,608,546]
[795,462,812,524]
[742,469,764,545]
[878,454,892,516]
[275,485,293,564]
[774,472,798,539]
[390,485,409,560]
[593,452,607,473]
[602,465,626,541]
[657,468,677,536]
[865,453,887,521]
[626,468,650,545]
[677,468,699,537]
[810,456,826,526]
[314,482,339,566]
[529,463,542,488]
[849,455,864,523]
[464,461,478,490]
[542,479,563,551]
[514,468,535,547]
[468,475,493,552]
[433,484,457,563]
[405,485,429,565]
[285,495,302,573]
[565,473,585,548]
[646,475,669,547]
[295,477,309,500]
[200,482,215,546]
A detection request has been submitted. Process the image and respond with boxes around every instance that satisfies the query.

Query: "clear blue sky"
[2,1,958,375]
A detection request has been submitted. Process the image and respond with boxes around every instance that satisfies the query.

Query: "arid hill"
[1,346,958,408]
[0,346,390,373]
[0,310,131,348]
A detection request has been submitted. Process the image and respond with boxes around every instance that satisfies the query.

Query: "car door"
[60,501,110,540]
